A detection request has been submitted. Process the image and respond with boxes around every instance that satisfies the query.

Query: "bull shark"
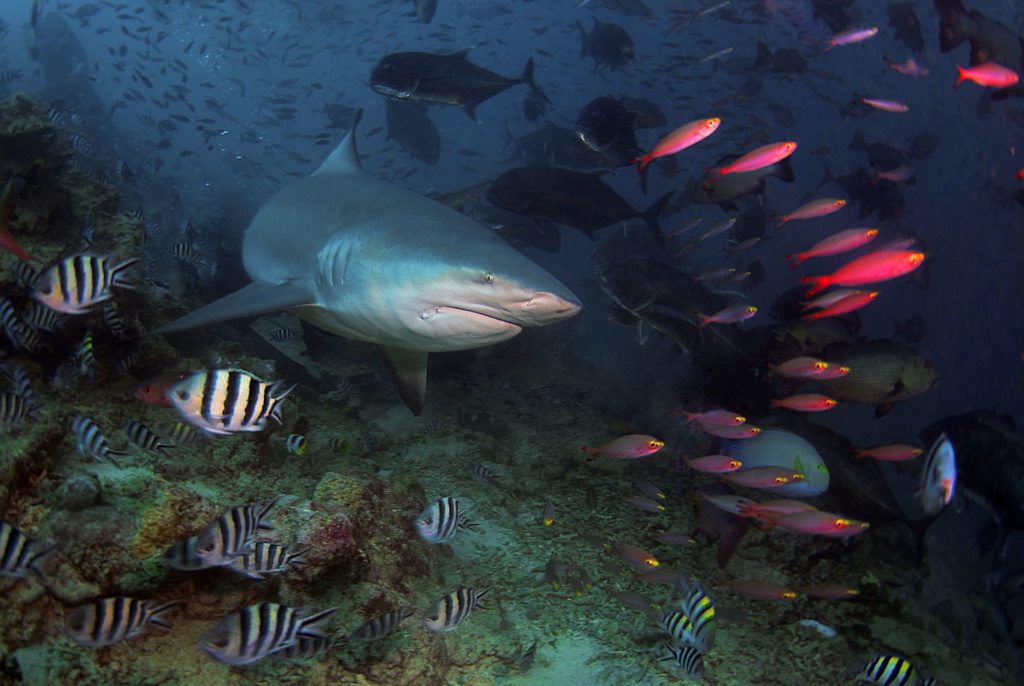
[154,110,581,414]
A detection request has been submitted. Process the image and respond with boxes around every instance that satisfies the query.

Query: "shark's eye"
[482,273,495,285]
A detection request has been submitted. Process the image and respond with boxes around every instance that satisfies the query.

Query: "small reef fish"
[1,392,38,429]
[685,455,743,473]
[737,499,817,523]
[423,587,489,632]
[608,544,660,571]
[624,496,665,512]
[0,521,52,582]
[769,394,838,412]
[886,56,929,77]
[658,644,704,681]
[635,481,666,500]
[801,250,925,297]
[580,434,665,460]
[64,597,180,648]
[707,141,797,179]
[847,654,936,686]
[32,254,138,314]
[283,433,306,456]
[541,502,556,526]
[768,356,829,378]
[415,497,470,543]
[278,634,350,661]
[350,607,415,641]
[156,420,202,447]
[195,499,279,567]
[954,62,1019,89]
[229,542,308,580]
[774,510,870,537]
[672,576,717,653]
[201,602,337,665]
[802,291,879,321]
[168,368,296,436]
[917,432,956,516]
[123,419,173,455]
[854,444,923,461]
[684,409,746,427]
[612,590,660,615]
[723,466,803,489]
[859,97,910,113]
[134,372,189,406]
[720,579,799,601]
[786,228,879,268]
[162,536,206,571]
[72,415,127,467]
[698,304,757,328]
[796,582,860,600]
[631,117,720,172]
[695,493,757,515]
[699,423,761,440]
[468,462,503,489]
[823,26,878,53]
[774,198,846,228]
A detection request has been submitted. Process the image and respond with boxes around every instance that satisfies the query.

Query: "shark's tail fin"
[575,20,588,59]
[935,0,970,53]
[519,57,549,104]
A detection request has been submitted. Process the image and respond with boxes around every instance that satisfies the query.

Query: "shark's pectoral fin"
[378,345,427,416]
[152,282,317,335]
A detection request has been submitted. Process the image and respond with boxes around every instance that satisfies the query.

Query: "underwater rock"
[53,473,99,511]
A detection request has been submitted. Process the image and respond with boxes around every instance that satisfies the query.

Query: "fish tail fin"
[953,64,967,89]
[799,275,829,297]
[520,57,549,104]
[786,252,806,269]
[773,216,788,229]
[801,310,824,322]
[631,154,651,173]
[640,190,674,234]
[574,20,588,59]
[935,0,969,53]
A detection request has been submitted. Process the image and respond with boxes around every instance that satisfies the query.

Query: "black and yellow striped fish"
[63,596,181,647]
[228,542,308,580]
[168,368,296,436]
[200,602,337,666]
[0,521,52,582]
[194,499,279,567]
[423,587,489,633]
[850,654,936,686]
[33,254,138,315]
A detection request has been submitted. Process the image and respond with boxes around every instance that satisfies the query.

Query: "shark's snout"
[518,291,582,325]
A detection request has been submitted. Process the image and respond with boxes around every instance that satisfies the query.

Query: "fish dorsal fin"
[452,48,471,60]
[313,108,363,176]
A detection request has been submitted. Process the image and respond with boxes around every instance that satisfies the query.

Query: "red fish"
[768,356,829,378]
[1016,169,1024,181]
[770,394,838,412]
[699,423,761,440]
[684,455,743,473]
[631,117,720,172]
[580,434,664,460]
[774,198,846,227]
[801,290,879,321]
[708,141,797,180]
[853,444,922,462]
[723,466,803,489]
[684,409,746,427]
[954,62,1020,89]
[134,372,189,406]
[774,511,870,537]
[786,228,878,268]
[737,499,817,524]
[800,250,925,297]
[813,364,851,379]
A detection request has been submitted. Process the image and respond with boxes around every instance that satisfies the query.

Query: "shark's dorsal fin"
[313,108,364,176]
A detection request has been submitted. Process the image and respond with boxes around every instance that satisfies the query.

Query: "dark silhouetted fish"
[409,0,437,23]
[487,167,671,237]
[523,89,546,122]
[935,0,1024,100]
[752,42,808,76]
[619,96,666,129]
[819,165,904,223]
[504,124,634,170]
[888,2,924,55]
[385,99,441,165]
[574,96,639,155]
[817,340,940,417]
[575,19,634,70]
[370,50,547,120]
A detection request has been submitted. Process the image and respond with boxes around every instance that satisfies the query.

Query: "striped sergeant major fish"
[22,300,63,332]
[283,433,306,456]
[63,597,181,648]
[12,259,38,289]
[414,496,470,543]
[200,602,338,666]
[1,392,38,429]
[162,536,207,571]
[847,654,936,686]
[350,607,415,642]
[228,542,308,580]
[194,498,279,567]
[423,587,489,633]
[71,415,128,467]
[658,643,704,681]
[102,301,131,340]
[10,365,35,407]
[155,420,202,446]
[167,368,296,436]
[675,575,716,654]
[122,420,173,455]
[1,521,53,582]
[32,254,138,315]
[278,633,350,661]
[0,298,34,351]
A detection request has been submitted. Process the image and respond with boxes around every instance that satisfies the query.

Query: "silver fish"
[194,499,278,567]
[228,542,307,580]
[0,521,52,582]
[423,587,489,633]
[64,597,180,648]
[414,496,469,544]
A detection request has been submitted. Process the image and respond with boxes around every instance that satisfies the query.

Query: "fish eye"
[482,273,495,285]
[644,558,659,567]
[835,519,849,528]
[176,391,189,400]
[729,460,741,469]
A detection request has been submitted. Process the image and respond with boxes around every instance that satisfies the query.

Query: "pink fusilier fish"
[707,141,797,180]
[871,165,915,184]
[683,408,746,427]
[698,304,757,328]
[801,288,866,311]
[795,582,860,600]
[823,26,878,53]
[699,423,761,440]
[814,364,851,379]
[801,250,925,297]
[774,510,870,537]
[801,290,879,321]
[607,544,660,571]
[768,356,829,378]
[631,117,721,172]
[859,97,910,113]
[954,62,1020,89]
[722,466,804,489]
[684,454,743,473]
[774,198,846,228]
[786,228,879,268]
[737,498,818,523]
[695,493,757,515]
[580,435,665,460]
[853,444,923,462]
[886,56,929,77]
[769,394,838,412]
[719,578,798,601]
